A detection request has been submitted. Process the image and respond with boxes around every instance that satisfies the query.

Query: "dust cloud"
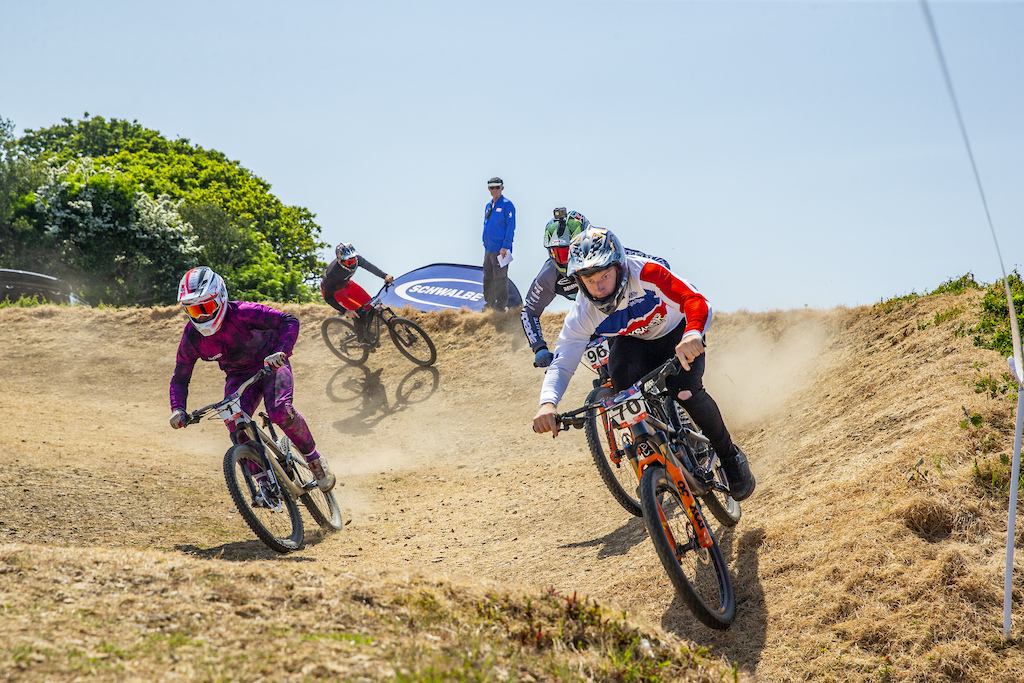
[703,311,838,430]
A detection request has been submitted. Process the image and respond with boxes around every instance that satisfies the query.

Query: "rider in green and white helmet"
[544,208,590,275]
[520,208,589,367]
[521,207,672,367]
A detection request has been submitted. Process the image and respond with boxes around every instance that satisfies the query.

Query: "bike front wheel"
[585,384,642,517]
[387,317,437,366]
[223,444,304,553]
[639,465,735,630]
[321,317,369,365]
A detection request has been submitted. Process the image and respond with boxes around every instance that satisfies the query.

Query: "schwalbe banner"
[376,263,522,312]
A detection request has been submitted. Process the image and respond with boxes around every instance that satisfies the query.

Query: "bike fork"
[640,446,714,551]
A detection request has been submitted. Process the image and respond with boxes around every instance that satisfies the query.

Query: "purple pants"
[224,364,316,455]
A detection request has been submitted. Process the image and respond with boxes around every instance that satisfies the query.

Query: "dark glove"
[534,348,554,368]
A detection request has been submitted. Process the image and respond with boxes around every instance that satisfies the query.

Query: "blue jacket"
[482,195,515,252]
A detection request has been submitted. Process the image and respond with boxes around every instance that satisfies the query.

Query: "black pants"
[353,306,375,342]
[482,251,509,311]
[607,325,734,459]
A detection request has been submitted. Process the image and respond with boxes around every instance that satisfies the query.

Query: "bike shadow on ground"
[558,515,649,559]
[173,528,336,562]
[325,363,440,436]
[658,525,768,676]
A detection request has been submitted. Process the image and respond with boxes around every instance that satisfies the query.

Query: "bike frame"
[558,358,715,549]
[185,369,310,500]
[359,288,400,349]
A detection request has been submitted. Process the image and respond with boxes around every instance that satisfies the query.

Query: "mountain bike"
[552,356,737,629]
[581,343,740,527]
[321,285,436,367]
[179,368,344,553]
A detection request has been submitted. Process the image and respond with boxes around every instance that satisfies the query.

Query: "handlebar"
[181,368,269,427]
[547,355,682,431]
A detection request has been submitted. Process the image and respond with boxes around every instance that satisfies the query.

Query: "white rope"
[919,0,1024,638]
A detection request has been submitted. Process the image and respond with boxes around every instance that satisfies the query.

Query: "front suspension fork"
[636,431,714,550]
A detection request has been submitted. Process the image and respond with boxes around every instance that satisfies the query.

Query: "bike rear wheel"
[387,317,437,366]
[275,435,344,531]
[674,407,741,527]
[295,469,344,531]
[584,384,642,517]
[223,443,304,553]
[698,454,742,526]
[321,317,369,365]
[639,465,735,630]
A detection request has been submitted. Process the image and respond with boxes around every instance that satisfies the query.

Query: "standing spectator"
[482,176,515,311]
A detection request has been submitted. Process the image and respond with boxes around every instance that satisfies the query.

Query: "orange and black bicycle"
[554,356,737,629]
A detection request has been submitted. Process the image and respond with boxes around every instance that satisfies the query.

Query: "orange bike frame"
[637,443,714,550]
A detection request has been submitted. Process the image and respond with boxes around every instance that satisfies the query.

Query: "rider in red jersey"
[321,242,394,344]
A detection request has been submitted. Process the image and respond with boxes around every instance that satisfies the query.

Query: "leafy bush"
[929,272,983,296]
[972,270,1024,357]
[31,158,198,305]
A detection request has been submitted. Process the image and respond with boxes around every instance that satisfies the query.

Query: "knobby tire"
[277,435,344,531]
[223,443,304,553]
[387,317,437,366]
[295,468,344,531]
[672,406,742,527]
[639,464,735,630]
[321,317,369,365]
[698,456,742,527]
[584,384,642,517]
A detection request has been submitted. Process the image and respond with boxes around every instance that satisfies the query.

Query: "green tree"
[0,117,46,269]
[18,115,326,301]
[33,158,199,305]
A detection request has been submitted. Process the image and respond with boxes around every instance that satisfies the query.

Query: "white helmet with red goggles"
[336,242,358,268]
[178,267,228,336]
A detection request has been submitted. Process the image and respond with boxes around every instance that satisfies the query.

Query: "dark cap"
[487,177,503,188]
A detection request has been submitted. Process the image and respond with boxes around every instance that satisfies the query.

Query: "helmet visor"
[184,299,219,322]
[343,256,358,268]
[549,246,570,267]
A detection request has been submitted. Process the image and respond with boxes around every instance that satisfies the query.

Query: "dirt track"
[2,294,1024,681]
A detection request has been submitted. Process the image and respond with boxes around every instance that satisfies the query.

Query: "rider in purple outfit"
[168,267,335,492]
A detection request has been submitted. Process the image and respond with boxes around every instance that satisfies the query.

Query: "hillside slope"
[1,292,1022,681]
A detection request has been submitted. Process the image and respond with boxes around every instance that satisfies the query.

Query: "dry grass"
[0,544,736,682]
[1,291,1023,681]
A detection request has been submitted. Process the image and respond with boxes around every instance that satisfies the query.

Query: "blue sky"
[2,0,1021,312]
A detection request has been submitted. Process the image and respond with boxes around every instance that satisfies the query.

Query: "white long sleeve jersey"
[538,256,712,407]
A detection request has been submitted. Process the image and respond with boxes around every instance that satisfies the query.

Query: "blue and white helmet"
[566,226,628,315]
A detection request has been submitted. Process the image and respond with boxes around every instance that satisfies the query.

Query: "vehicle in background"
[0,269,90,306]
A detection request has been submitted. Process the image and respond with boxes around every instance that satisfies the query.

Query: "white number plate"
[606,396,648,429]
[583,337,610,372]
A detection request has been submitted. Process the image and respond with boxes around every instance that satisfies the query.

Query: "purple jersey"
[169,301,299,411]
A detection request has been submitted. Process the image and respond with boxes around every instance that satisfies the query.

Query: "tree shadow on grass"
[559,516,649,559]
